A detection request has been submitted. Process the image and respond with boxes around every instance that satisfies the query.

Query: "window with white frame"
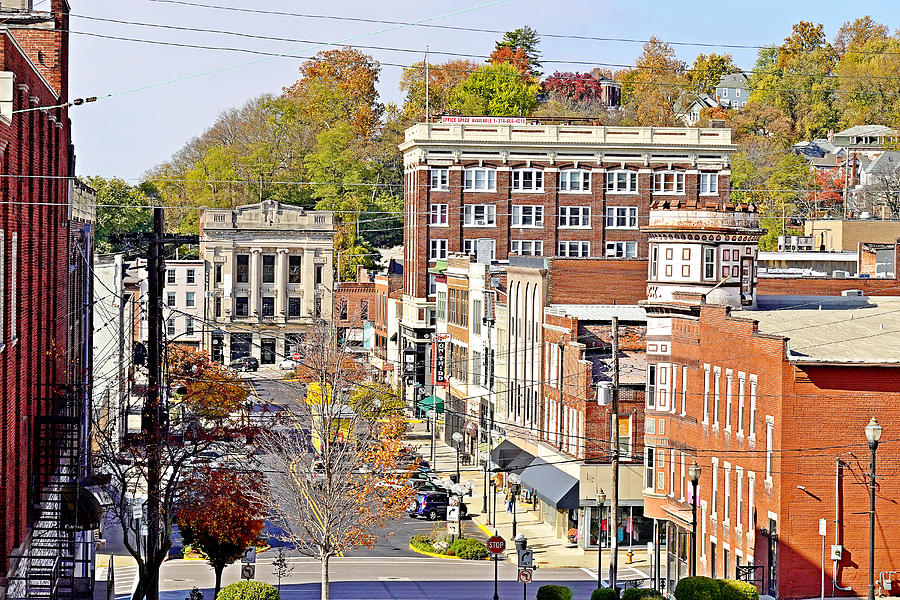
[704,247,716,279]
[463,204,496,226]
[512,205,544,227]
[646,447,655,489]
[750,376,758,441]
[657,447,666,490]
[725,370,733,431]
[700,173,719,195]
[437,291,446,321]
[714,367,721,426]
[605,170,638,193]
[605,241,637,258]
[463,238,496,260]
[429,239,447,261]
[167,269,176,284]
[605,206,638,229]
[185,316,194,335]
[766,418,774,482]
[429,203,448,225]
[559,206,591,228]
[558,169,591,192]
[669,449,675,496]
[167,292,176,307]
[681,366,688,416]
[511,169,544,191]
[647,364,657,408]
[738,374,746,436]
[680,452,686,501]
[651,246,659,279]
[430,167,449,190]
[557,241,590,257]
[464,167,496,191]
[747,472,755,533]
[703,364,710,423]
[711,458,719,518]
[472,350,482,386]
[724,464,731,524]
[472,300,482,334]
[510,240,543,256]
[186,292,196,308]
[167,317,176,336]
[186,269,196,285]
[736,468,744,531]
[653,171,685,194]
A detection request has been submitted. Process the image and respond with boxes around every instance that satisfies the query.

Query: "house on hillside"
[713,72,748,109]
[674,93,719,126]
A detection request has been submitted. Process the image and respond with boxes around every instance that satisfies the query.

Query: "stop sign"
[291,352,301,360]
[486,535,506,555]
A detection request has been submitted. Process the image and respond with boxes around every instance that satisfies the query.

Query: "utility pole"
[425,46,430,122]
[610,316,620,590]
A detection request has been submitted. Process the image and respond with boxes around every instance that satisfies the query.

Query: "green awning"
[419,394,444,414]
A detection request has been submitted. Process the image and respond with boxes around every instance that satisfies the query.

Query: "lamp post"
[452,431,464,482]
[597,489,607,589]
[509,472,521,538]
[689,461,702,578]
[865,417,882,600]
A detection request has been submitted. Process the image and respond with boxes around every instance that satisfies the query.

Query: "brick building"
[399,119,735,402]
[0,1,99,597]
[334,275,376,354]
[370,264,402,385]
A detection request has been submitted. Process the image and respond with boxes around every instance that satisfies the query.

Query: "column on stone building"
[249,247,262,317]
[276,248,289,322]
[304,247,315,317]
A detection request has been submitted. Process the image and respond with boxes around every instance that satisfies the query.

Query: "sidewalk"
[406,426,655,578]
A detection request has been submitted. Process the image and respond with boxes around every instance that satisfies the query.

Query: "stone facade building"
[199,200,335,365]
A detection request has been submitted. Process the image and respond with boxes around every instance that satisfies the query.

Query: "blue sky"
[66,0,900,181]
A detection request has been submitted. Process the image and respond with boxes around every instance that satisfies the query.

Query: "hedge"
[674,577,758,600]
[622,588,665,600]
[536,584,573,600]
[216,581,279,600]
[449,538,488,560]
[591,588,620,600]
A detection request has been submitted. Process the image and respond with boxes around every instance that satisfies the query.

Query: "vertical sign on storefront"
[433,335,448,386]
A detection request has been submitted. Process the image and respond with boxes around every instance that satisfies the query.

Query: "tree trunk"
[214,563,224,600]
[320,554,330,600]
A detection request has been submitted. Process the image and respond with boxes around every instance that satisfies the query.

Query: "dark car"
[407,479,445,493]
[408,491,467,521]
[230,356,259,372]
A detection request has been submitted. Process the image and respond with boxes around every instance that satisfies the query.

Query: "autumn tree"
[166,345,249,419]
[177,467,267,599]
[399,59,480,122]
[544,71,612,104]
[833,16,889,58]
[494,26,541,75]
[489,45,530,74]
[448,62,539,117]
[619,37,686,126]
[833,29,900,129]
[686,53,740,96]
[259,323,415,600]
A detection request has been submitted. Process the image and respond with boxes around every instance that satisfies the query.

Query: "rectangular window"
[725,371,733,431]
[167,318,176,336]
[559,206,591,228]
[236,254,250,283]
[185,316,194,335]
[167,269,176,284]
[261,296,275,317]
[463,167,496,191]
[703,247,715,280]
[712,459,719,518]
[437,291,447,321]
[736,468,744,531]
[472,350,482,386]
[646,447,655,489]
[651,246,658,278]
[9,232,14,341]
[669,447,675,496]
[288,296,302,317]
[605,241,637,258]
[750,376,758,441]
[186,269,196,285]
[235,296,249,317]
[605,206,638,229]
[618,415,632,458]
[472,300,482,335]
[463,204,496,226]
[360,300,369,320]
[748,472,755,533]
[700,173,719,195]
[185,292,195,308]
[215,264,222,285]
[429,203,448,225]
[167,292,176,307]
[511,169,544,191]
[605,170,638,193]
[657,447,665,489]
[682,366,688,415]
[557,241,590,257]
[766,419,774,482]
[653,171,685,194]
[463,239,496,260]
[647,364,656,408]
[510,240,543,256]
[289,255,302,283]
[724,465,731,524]
[680,452,686,500]
[511,205,544,227]
[262,254,276,283]
[339,300,348,320]
[738,374,746,436]
[703,364,710,423]
[559,169,591,192]
[215,296,222,318]
[429,239,448,261]
[430,167,449,190]
[315,265,323,286]
[714,367,721,426]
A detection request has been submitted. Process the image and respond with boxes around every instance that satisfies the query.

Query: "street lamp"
[509,472,521,538]
[865,417,882,600]
[689,461,702,578]
[452,431,464,482]
[596,489,607,589]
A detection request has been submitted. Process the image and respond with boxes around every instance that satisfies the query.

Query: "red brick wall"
[334,282,375,328]
[548,259,648,305]
[757,277,898,296]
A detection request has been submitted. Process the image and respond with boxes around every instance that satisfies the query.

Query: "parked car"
[408,491,467,521]
[407,479,445,492]
[279,358,298,370]
[230,356,259,372]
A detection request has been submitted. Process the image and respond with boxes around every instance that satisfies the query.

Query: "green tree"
[494,26,541,75]
[399,59,480,122]
[834,34,900,129]
[619,37,686,126]
[686,53,740,96]
[834,16,889,57]
[82,176,155,254]
[448,62,539,117]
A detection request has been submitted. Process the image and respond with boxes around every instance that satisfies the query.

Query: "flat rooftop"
[751,296,900,365]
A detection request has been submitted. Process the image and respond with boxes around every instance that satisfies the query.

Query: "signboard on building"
[440,116,527,125]
[403,349,417,378]
[432,335,449,386]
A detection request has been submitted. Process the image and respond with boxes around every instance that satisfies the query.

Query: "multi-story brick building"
[400,118,735,398]
[333,268,376,355]
[199,200,335,365]
[370,264,403,385]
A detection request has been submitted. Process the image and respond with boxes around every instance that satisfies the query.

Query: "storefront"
[581,502,654,550]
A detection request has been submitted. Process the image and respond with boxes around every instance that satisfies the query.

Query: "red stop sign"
[291,352,301,360]
[486,535,506,554]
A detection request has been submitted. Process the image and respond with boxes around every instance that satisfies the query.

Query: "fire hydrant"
[626,549,634,564]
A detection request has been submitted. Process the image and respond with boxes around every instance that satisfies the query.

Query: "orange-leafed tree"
[167,345,248,419]
[259,322,415,600]
[177,467,267,598]
[489,45,531,75]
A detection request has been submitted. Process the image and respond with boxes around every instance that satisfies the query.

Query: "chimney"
[828,129,834,143]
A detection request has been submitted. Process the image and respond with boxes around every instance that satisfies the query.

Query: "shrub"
[591,588,619,600]
[674,577,721,600]
[449,538,488,560]
[409,535,435,553]
[216,581,279,600]
[622,588,664,600]
[536,584,573,600]
[720,580,758,600]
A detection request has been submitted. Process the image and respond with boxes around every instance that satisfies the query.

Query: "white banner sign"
[440,116,527,125]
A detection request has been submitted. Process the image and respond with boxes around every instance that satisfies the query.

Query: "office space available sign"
[440,116,527,125]
[432,335,449,386]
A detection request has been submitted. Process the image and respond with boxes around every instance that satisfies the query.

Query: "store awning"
[419,394,444,414]
[60,484,104,531]
[519,458,580,509]
[489,440,534,472]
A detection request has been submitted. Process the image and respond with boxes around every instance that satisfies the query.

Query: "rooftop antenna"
[424,46,430,123]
